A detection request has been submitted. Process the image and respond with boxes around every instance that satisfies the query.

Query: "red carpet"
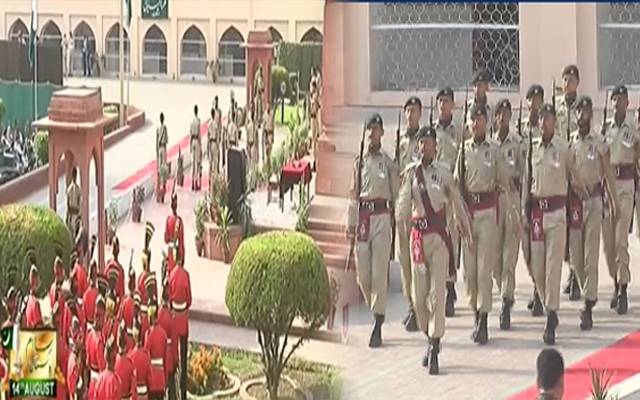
[509,330,640,400]
[113,119,215,191]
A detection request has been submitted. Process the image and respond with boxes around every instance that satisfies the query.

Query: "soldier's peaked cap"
[472,69,491,84]
[470,103,488,119]
[404,96,422,110]
[416,126,437,141]
[97,274,109,294]
[540,103,556,117]
[576,96,593,110]
[611,85,628,99]
[436,87,454,101]
[495,98,512,113]
[526,84,544,100]
[562,64,580,80]
[365,113,383,129]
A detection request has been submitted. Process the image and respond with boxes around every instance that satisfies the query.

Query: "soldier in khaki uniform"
[520,84,546,316]
[66,166,82,238]
[208,108,220,175]
[522,103,588,345]
[246,113,259,169]
[396,96,421,332]
[602,85,639,315]
[493,99,524,330]
[346,113,400,348]
[568,96,618,330]
[434,88,465,317]
[156,113,168,172]
[396,126,472,375]
[456,104,519,345]
[466,70,492,129]
[190,105,202,191]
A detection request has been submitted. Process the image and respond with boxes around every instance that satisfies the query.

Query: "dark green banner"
[9,379,57,398]
[142,0,169,19]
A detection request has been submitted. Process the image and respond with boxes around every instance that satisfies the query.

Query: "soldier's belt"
[464,191,497,208]
[90,367,100,380]
[172,301,187,312]
[411,213,447,231]
[122,394,132,400]
[167,338,172,346]
[137,384,148,396]
[140,304,148,313]
[358,198,392,214]
[151,357,164,367]
[531,196,566,212]
[126,327,135,336]
[587,183,603,198]
[615,164,635,180]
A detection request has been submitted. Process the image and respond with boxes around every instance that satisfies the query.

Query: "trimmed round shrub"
[271,65,290,103]
[33,130,49,166]
[0,204,73,297]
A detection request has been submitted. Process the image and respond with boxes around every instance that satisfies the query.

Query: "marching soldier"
[346,113,400,347]
[602,85,639,315]
[66,166,82,238]
[169,255,192,400]
[164,193,185,265]
[25,264,43,329]
[493,99,525,330]
[263,103,275,164]
[466,70,493,129]
[569,95,618,330]
[190,105,203,191]
[396,126,472,374]
[246,112,259,170]
[72,229,90,300]
[130,317,151,400]
[522,103,588,345]
[102,287,119,344]
[83,261,99,331]
[435,87,466,317]
[145,298,168,400]
[86,295,107,397]
[66,316,85,400]
[51,288,69,400]
[114,323,137,400]
[396,96,421,331]
[208,107,220,175]
[456,104,519,345]
[227,109,239,153]
[158,273,177,400]
[106,236,125,299]
[95,338,120,399]
[118,264,138,354]
[138,222,156,337]
[49,256,65,307]
[156,113,169,195]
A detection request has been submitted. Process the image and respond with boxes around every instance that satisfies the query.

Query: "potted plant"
[186,344,240,399]
[215,206,232,263]
[106,201,119,245]
[177,148,185,187]
[589,365,617,400]
[131,186,145,223]
[157,164,169,203]
[194,198,208,257]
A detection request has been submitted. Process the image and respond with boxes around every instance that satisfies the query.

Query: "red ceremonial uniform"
[83,287,99,328]
[25,294,43,328]
[102,318,119,345]
[66,351,81,400]
[86,327,107,397]
[72,262,89,299]
[115,353,138,400]
[106,259,126,299]
[169,267,192,338]
[129,347,151,400]
[63,303,86,346]
[166,250,177,274]
[0,353,8,390]
[158,305,177,375]
[145,324,167,393]
[94,370,122,400]
[56,334,69,400]
[164,214,185,263]
[118,295,136,333]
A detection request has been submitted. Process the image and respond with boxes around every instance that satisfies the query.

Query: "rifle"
[518,99,523,138]
[345,121,367,271]
[429,96,434,127]
[457,89,469,269]
[552,79,556,112]
[600,92,610,222]
[391,111,401,261]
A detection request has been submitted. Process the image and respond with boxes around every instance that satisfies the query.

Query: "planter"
[187,369,241,399]
[195,238,206,257]
[240,375,313,400]
[203,223,242,263]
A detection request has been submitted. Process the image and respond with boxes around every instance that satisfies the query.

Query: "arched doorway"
[9,19,28,44]
[72,22,96,74]
[143,24,167,75]
[219,26,245,78]
[180,25,207,77]
[301,27,323,43]
[41,20,62,47]
[268,26,283,43]
[104,23,130,74]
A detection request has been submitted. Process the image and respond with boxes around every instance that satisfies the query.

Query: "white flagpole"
[119,0,124,128]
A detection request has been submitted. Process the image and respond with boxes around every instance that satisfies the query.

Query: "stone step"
[306,228,348,245]
[308,216,344,233]
[315,239,350,257]
[324,251,353,270]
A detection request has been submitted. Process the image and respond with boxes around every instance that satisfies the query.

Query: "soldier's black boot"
[616,284,628,315]
[471,310,480,342]
[369,314,384,348]
[527,287,536,310]
[499,298,513,330]
[445,282,456,317]
[402,308,412,325]
[580,299,595,331]
[405,309,418,332]
[543,311,558,345]
[569,272,581,301]
[610,280,619,309]
[563,270,573,294]
[475,312,489,345]
[427,338,440,375]
[531,290,544,317]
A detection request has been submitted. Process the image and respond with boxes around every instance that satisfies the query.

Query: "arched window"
[180,25,207,76]
[269,26,283,43]
[143,25,167,75]
[219,26,245,78]
[9,19,28,43]
[41,20,62,47]
[72,22,96,74]
[301,27,322,43]
[104,23,130,74]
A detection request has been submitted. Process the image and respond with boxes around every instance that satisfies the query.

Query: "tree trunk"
[267,372,280,400]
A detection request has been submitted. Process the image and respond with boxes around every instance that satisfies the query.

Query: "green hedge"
[34,130,49,166]
[271,65,290,103]
[0,204,73,297]
[277,42,322,96]
[0,98,6,127]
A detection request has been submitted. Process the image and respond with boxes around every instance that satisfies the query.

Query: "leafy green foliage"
[277,42,322,96]
[295,189,310,233]
[589,365,618,400]
[34,130,49,166]
[194,198,209,240]
[271,65,290,103]
[0,98,6,126]
[216,206,232,261]
[0,204,73,297]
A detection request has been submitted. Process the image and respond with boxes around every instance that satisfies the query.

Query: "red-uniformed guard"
[130,317,152,400]
[102,289,119,344]
[86,295,107,398]
[106,236,126,299]
[169,255,191,400]
[166,243,177,274]
[118,264,137,354]
[24,264,43,329]
[64,275,86,345]
[137,223,156,336]
[50,287,69,400]
[83,261,100,331]
[115,322,137,400]
[145,298,167,400]
[2,286,19,330]
[158,273,177,399]
[0,341,7,400]
[164,192,185,265]
[95,337,122,399]
[72,229,90,301]
[49,256,66,307]
[66,315,85,400]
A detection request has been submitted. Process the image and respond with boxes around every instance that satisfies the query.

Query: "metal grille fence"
[104,37,130,74]
[143,37,167,75]
[180,37,207,76]
[598,2,640,88]
[219,40,246,77]
[369,2,519,92]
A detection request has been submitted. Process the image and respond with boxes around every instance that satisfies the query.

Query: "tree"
[225,231,331,399]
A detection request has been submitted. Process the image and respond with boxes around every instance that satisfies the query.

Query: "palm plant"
[215,206,232,262]
[589,365,618,400]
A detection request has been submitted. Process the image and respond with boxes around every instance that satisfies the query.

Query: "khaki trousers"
[411,231,448,338]
[495,191,520,300]
[602,179,634,285]
[397,223,412,301]
[463,207,498,313]
[356,213,392,315]
[447,207,460,283]
[209,140,219,175]
[531,209,566,312]
[191,138,202,181]
[569,196,602,302]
